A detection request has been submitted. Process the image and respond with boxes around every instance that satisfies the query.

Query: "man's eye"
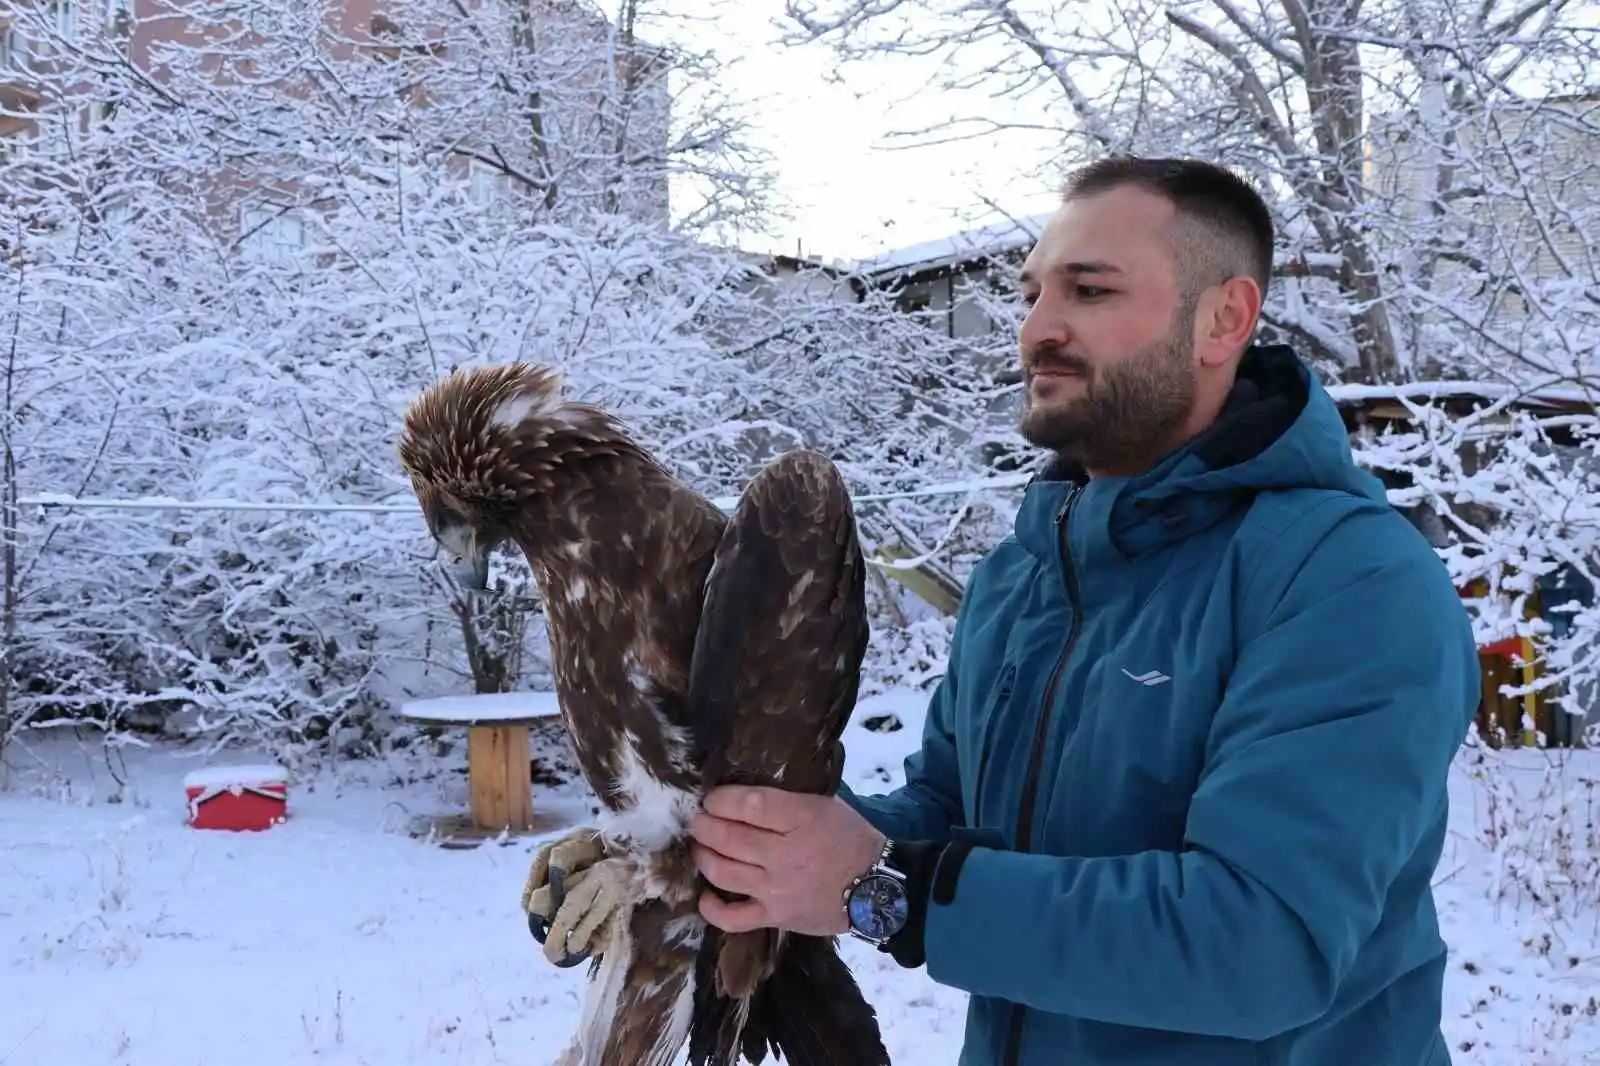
[1076,285,1112,299]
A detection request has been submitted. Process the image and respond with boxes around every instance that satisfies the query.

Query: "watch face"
[848,873,909,940]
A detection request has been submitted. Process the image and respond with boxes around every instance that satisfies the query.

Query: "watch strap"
[877,838,947,968]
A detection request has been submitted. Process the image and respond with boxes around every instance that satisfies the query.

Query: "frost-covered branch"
[0,0,1011,763]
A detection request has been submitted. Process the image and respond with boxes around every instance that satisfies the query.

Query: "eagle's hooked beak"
[436,523,490,593]
[449,548,489,593]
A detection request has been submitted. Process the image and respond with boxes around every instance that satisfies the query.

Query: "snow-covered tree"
[780,0,1600,951]
[783,0,1600,732]
[0,0,1004,764]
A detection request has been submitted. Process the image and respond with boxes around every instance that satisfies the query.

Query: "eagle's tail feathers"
[746,932,890,1066]
[715,925,782,1000]
[687,924,750,1066]
[688,929,889,1066]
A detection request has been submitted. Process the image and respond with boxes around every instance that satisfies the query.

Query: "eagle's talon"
[537,864,595,960]
[551,946,592,968]
[527,875,591,966]
[522,828,605,937]
[528,910,552,944]
[527,858,577,952]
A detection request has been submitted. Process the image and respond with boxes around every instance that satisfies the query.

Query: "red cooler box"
[183,763,289,831]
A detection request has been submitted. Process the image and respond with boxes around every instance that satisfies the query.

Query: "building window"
[0,27,30,72]
[469,161,505,205]
[897,289,932,314]
[48,0,75,40]
[238,205,307,269]
[99,0,133,36]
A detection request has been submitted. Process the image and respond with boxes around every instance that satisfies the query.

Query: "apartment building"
[0,0,672,256]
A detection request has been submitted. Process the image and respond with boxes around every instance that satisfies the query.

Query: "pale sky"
[660,2,1065,263]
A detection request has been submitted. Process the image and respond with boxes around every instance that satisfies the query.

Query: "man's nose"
[1020,294,1070,358]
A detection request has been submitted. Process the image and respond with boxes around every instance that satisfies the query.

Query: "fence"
[18,473,1035,613]
[18,470,1036,516]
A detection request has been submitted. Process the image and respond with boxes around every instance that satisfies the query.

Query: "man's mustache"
[1023,348,1092,378]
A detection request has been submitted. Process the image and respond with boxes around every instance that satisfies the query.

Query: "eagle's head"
[397,362,627,591]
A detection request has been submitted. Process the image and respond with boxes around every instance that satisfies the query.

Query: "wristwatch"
[843,838,911,947]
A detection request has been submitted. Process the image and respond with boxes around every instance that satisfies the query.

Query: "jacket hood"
[1013,343,1387,562]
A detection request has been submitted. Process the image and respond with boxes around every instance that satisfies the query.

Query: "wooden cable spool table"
[399,690,565,842]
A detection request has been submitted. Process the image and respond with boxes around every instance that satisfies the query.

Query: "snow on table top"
[181,763,288,790]
[399,690,563,726]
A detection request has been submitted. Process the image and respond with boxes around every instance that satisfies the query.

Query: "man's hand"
[688,784,886,937]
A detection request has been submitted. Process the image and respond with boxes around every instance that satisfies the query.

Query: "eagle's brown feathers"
[397,364,890,1066]
[399,364,724,802]
[683,449,880,1066]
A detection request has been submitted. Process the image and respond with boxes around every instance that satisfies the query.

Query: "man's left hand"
[688,785,886,937]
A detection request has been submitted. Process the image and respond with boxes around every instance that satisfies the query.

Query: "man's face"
[1015,185,1200,474]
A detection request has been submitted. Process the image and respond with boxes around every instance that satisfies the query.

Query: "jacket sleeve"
[837,566,982,845]
[916,507,1481,1040]
[838,675,964,843]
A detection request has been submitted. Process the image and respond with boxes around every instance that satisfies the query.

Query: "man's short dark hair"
[1062,156,1276,303]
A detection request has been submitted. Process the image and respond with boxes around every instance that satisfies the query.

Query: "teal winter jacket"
[842,344,1481,1066]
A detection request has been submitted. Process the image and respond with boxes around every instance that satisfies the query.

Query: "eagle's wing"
[680,449,888,1066]
[686,448,868,791]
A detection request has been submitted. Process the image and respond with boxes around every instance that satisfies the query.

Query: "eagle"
[397,363,891,1066]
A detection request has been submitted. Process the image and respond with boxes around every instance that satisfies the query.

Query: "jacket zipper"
[1001,486,1085,1066]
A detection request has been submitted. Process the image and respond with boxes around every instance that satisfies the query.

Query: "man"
[683,157,1481,1065]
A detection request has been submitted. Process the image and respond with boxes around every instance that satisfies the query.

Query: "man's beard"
[1018,321,1197,474]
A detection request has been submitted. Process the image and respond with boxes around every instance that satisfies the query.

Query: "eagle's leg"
[539,856,633,969]
[524,827,608,962]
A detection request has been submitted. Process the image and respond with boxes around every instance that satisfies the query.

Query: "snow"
[399,691,565,726]
[17,467,1036,520]
[3,691,1597,1066]
[1324,380,1597,410]
[850,213,1051,278]
[180,764,289,790]
[1,1,1593,1060]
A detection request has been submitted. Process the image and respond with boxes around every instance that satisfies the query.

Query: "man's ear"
[1194,276,1262,369]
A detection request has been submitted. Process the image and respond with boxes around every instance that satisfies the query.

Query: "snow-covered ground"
[2,691,1596,1066]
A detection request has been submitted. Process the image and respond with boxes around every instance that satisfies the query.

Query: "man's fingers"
[691,841,766,897]
[689,810,779,864]
[699,889,771,934]
[702,785,802,832]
